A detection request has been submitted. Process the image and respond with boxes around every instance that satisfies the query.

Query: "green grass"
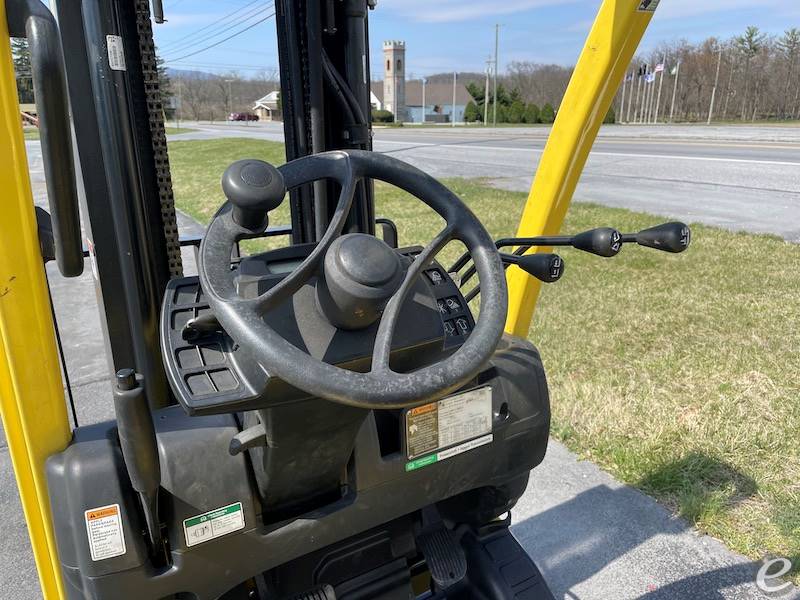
[165,126,196,135]
[167,137,800,580]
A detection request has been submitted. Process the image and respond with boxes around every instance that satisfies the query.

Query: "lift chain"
[134,0,183,278]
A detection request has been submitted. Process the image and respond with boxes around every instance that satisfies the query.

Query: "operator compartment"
[160,242,476,416]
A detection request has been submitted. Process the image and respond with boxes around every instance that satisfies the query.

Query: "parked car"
[228,112,259,122]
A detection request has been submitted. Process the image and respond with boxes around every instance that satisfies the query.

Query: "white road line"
[373,139,800,167]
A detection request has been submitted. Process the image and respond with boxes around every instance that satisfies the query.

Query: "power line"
[162,3,273,57]
[158,0,269,51]
[166,12,275,62]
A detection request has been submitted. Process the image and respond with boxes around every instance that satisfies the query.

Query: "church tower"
[383,41,406,122]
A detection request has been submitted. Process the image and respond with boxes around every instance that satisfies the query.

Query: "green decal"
[405,454,438,471]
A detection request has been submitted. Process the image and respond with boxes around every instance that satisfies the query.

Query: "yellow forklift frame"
[0,0,655,596]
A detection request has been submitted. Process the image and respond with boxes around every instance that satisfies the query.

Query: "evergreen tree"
[11,38,34,104]
[463,101,481,122]
[524,103,540,124]
[507,99,525,123]
[155,48,174,119]
[540,103,556,124]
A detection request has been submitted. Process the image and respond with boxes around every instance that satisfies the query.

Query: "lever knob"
[222,159,286,229]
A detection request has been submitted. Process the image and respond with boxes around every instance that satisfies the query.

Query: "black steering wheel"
[199,150,507,409]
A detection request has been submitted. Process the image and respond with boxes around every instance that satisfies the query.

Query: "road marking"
[374,140,800,167]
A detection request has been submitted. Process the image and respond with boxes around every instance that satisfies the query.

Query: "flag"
[654,63,665,73]
[670,64,679,75]
[645,73,656,83]
[624,72,634,83]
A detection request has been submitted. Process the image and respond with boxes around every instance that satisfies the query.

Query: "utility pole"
[422,77,427,123]
[654,54,666,124]
[176,81,182,130]
[707,47,723,125]
[669,61,680,122]
[484,59,491,125]
[493,23,499,127]
[225,78,233,124]
[452,71,457,127]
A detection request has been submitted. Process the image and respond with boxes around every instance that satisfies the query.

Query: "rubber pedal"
[417,526,467,590]
[284,584,336,600]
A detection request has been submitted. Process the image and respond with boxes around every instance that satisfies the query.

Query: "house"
[370,82,384,111]
[369,80,474,123]
[405,80,474,124]
[252,91,282,121]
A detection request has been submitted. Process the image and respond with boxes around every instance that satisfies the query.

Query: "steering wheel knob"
[222,159,286,229]
[316,233,405,330]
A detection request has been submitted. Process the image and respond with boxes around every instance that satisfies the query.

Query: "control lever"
[113,370,162,555]
[7,0,84,277]
[622,221,691,253]
[465,253,563,302]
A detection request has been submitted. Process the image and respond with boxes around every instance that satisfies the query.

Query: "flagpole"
[669,61,680,122]
[654,53,666,124]
[633,67,642,123]
[620,71,628,124]
[627,67,636,123]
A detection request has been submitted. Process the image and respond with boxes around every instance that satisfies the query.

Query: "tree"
[777,28,800,118]
[463,101,481,123]
[603,106,616,124]
[735,26,766,119]
[155,48,174,119]
[524,103,540,124]
[540,103,555,124]
[11,38,34,104]
[507,99,525,123]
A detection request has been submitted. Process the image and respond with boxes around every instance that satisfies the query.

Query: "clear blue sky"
[153,0,800,78]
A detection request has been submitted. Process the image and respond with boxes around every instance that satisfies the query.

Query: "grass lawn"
[165,126,196,135]
[168,137,800,580]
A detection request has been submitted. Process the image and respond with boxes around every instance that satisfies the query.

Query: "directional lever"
[465,253,563,302]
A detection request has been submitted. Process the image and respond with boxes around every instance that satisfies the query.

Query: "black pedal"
[284,584,336,600]
[416,507,467,590]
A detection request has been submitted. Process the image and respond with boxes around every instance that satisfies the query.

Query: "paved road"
[173,121,800,241]
[1,135,797,599]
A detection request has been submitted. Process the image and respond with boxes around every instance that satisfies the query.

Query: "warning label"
[84,504,126,561]
[636,0,660,12]
[183,502,245,547]
[406,386,493,460]
[106,35,127,71]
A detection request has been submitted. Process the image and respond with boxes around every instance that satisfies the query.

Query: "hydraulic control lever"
[464,253,563,302]
[621,221,691,253]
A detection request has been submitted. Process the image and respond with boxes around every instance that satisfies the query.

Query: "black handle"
[7,0,83,277]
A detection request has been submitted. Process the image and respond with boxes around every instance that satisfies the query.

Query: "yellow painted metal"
[0,10,70,599]
[505,0,656,337]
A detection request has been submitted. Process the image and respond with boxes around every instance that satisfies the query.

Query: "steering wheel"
[199,150,507,409]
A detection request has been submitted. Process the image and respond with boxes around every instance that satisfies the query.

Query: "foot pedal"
[416,506,467,590]
[284,584,336,600]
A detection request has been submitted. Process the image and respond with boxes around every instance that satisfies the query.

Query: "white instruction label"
[106,35,127,71]
[637,0,659,11]
[183,502,245,547]
[84,504,126,561]
[406,386,493,460]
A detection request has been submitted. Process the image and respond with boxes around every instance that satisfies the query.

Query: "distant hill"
[165,67,216,80]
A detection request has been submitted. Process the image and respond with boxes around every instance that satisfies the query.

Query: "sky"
[152,0,800,79]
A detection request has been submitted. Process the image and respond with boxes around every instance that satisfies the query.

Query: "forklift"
[0,0,687,598]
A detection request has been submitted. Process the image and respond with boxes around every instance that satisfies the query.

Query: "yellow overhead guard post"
[0,5,71,598]
[505,0,658,337]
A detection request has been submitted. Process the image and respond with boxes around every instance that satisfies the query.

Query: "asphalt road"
[174,121,800,241]
[2,131,797,599]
